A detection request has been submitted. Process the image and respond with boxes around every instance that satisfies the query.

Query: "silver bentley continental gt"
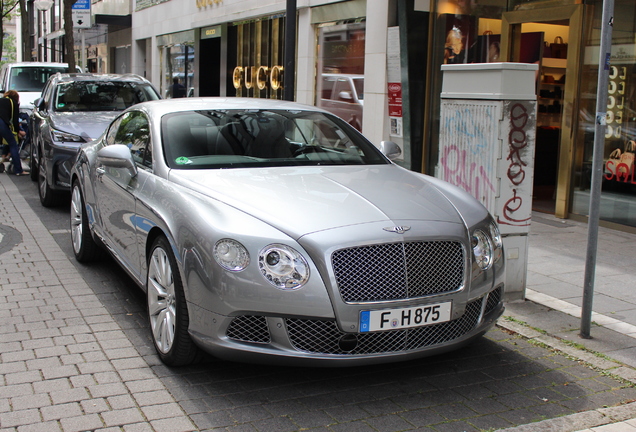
[69,98,505,367]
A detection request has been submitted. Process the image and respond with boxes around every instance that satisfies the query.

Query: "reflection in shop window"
[163,43,195,98]
[316,20,365,131]
[572,1,636,228]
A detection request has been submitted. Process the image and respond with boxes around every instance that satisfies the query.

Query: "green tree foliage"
[1,33,16,64]
[1,0,21,64]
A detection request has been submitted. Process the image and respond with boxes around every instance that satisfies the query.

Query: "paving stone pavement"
[1,172,636,432]
[0,173,197,431]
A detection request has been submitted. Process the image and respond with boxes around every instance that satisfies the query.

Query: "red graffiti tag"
[499,103,531,226]
[440,145,496,204]
[498,189,531,226]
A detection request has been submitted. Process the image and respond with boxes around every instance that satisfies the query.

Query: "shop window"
[162,43,195,99]
[315,20,366,131]
[571,0,636,227]
[231,17,284,99]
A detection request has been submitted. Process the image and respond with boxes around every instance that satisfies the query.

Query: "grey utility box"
[437,62,538,301]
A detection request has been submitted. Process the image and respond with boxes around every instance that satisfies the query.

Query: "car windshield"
[54,81,160,112]
[161,109,389,169]
[8,66,69,92]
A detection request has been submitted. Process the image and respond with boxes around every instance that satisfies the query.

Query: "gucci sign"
[233,65,283,91]
[196,0,221,8]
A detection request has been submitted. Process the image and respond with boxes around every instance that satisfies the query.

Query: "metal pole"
[81,30,86,72]
[283,0,296,101]
[580,0,614,339]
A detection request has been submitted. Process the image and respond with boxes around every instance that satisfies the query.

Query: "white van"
[0,62,82,114]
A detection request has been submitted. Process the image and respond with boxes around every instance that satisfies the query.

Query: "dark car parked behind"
[30,73,161,207]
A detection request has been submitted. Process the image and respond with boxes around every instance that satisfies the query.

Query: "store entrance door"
[200,37,221,97]
[501,4,585,217]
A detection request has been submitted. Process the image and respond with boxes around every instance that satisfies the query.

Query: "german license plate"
[359,302,452,332]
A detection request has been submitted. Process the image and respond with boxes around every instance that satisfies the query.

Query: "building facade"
[27,0,636,229]
[424,0,636,231]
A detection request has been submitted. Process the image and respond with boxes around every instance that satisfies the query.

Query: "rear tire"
[70,181,102,262]
[147,236,200,366]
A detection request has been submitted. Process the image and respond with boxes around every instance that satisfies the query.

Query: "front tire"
[38,153,56,207]
[30,143,39,181]
[147,236,200,366]
[70,181,102,262]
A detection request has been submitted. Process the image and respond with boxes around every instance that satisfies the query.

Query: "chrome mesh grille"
[485,287,502,315]
[226,315,271,344]
[332,241,465,303]
[286,298,482,355]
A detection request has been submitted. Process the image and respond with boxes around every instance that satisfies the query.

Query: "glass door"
[500,4,585,217]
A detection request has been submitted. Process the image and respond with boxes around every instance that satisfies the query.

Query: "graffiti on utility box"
[438,99,535,234]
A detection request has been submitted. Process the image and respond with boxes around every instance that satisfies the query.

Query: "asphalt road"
[10,174,636,432]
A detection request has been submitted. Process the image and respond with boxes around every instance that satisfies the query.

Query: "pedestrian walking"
[0,90,26,175]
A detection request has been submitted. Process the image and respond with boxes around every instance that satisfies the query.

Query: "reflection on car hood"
[171,165,464,239]
[52,112,121,140]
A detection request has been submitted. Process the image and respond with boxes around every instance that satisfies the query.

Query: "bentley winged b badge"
[383,226,411,234]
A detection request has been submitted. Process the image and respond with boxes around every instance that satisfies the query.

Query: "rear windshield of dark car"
[54,81,160,112]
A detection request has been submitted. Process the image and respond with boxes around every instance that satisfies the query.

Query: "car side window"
[110,111,152,169]
[105,115,124,146]
[42,81,54,105]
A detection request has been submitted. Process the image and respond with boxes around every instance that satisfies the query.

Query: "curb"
[496,315,636,432]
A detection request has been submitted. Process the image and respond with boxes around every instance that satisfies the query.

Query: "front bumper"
[188,285,504,367]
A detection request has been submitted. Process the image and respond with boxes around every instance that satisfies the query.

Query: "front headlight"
[214,239,250,271]
[51,128,85,143]
[489,222,503,250]
[258,244,309,290]
[471,229,493,270]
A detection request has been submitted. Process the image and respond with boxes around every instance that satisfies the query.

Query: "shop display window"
[162,43,195,99]
[232,17,285,99]
[315,20,365,130]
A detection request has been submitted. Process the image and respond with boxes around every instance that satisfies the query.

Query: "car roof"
[48,73,151,84]
[133,97,332,118]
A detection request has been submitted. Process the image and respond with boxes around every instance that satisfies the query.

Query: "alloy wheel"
[147,246,177,354]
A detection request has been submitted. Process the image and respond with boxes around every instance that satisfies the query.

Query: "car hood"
[52,112,121,140]
[170,165,466,239]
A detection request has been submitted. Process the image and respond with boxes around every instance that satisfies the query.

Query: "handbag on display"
[551,36,568,59]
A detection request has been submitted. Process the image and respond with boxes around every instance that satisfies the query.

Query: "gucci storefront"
[427,0,636,229]
[229,16,286,99]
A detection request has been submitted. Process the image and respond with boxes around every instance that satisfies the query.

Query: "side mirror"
[338,91,353,101]
[97,144,138,177]
[36,98,46,110]
[380,141,402,160]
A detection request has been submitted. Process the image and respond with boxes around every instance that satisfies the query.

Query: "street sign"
[72,0,91,29]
